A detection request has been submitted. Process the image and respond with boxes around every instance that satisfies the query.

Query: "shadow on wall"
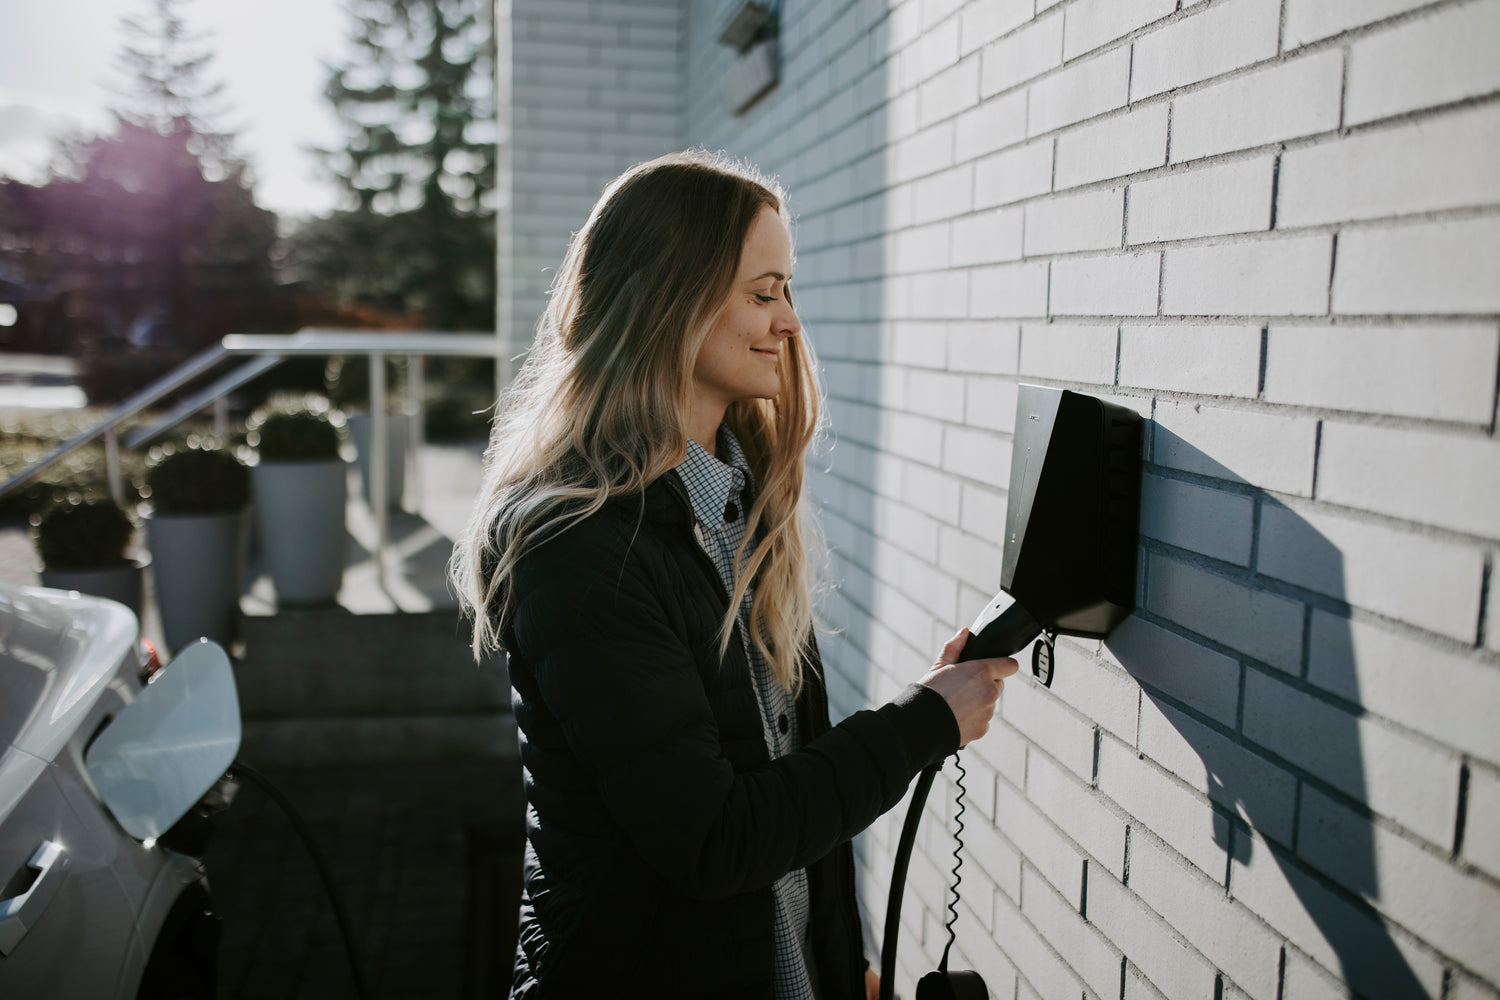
[1109,422,1427,998]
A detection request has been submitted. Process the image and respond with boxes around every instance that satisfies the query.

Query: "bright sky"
[0,0,349,220]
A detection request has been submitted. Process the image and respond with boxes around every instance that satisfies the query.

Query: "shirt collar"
[676,425,751,528]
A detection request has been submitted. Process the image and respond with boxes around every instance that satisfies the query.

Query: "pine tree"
[108,0,239,179]
[303,0,496,331]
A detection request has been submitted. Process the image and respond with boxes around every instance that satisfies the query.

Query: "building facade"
[504,1,1500,996]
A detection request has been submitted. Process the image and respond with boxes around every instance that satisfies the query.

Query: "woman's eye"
[755,293,776,303]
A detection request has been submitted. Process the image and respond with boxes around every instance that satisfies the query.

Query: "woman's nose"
[774,298,801,338]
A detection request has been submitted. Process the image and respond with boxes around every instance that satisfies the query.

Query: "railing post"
[370,352,388,590]
[408,353,424,510]
[105,429,124,507]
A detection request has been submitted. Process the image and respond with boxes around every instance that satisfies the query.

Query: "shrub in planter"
[145,442,251,653]
[247,396,348,606]
[34,497,148,616]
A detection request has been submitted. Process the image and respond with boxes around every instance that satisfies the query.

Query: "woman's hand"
[919,628,1020,746]
[864,965,880,1000]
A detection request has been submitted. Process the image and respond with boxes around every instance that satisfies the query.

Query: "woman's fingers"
[934,627,970,667]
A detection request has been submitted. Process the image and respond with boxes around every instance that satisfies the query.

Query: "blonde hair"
[451,150,823,693]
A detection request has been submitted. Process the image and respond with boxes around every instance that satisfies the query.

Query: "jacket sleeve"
[509,515,960,901]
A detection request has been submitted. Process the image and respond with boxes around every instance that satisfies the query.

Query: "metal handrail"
[2,328,506,590]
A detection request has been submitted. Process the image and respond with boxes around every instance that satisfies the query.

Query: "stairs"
[234,606,515,768]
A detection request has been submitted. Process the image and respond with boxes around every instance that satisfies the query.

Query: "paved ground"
[207,759,525,1000]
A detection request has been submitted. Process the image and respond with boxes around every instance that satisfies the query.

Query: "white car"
[0,583,239,999]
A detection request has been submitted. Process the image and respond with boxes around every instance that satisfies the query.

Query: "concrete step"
[235,607,514,768]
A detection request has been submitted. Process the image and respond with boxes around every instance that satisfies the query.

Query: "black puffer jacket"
[502,471,960,999]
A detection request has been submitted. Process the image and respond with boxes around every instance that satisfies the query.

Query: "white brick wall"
[504,0,685,356]
[504,0,1500,995]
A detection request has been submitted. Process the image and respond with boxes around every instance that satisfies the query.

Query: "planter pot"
[40,554,150,619]
[251,459,347,606]
[347,410,412,510]
[147,509,249,655]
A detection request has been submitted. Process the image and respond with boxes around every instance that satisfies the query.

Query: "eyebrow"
[745,270,789,283]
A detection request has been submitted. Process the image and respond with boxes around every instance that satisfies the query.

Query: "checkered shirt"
[675,428,820,1000]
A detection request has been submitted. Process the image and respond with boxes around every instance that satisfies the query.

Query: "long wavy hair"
[451,150,823,693]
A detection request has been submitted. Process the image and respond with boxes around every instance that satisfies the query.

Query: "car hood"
[0,584,137,766]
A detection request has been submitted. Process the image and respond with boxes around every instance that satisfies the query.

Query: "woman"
[452,150,1018,1000]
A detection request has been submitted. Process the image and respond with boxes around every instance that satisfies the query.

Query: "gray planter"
[147,509,248,655]
[347,410,411,510]
[251,460,347,606]
[40,554,150,619]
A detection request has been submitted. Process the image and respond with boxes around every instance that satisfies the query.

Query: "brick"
[1049,252,1162,317]
[1127,156,1275,245]
[992,887,1088,1000]
[1126,831,1284,1000]
[1030,742,1130,877]
[1086,861,1221,1000]
[1023,187,1124,256]
[913,163,976,223]
[1316,421,1500,538]
[1147,554,1303,672]
[1242,668,1460,845]
[1283,0,1434,46]
[954,784,1024,896]
[1299,785,1500,984]
[918,53,981,128]
[1170,51,1343,161]
[951,205,1024,266]
[968,260,1049,318]
[1153,400,1318,497]
[1017,321,1118,383]
[1162,235,1332,317]
[1332,217,1500,315]
[1118,324,1262,398]
[1048,640,1141,749]
[1139,472,1255,565]
[952,90,1027,161]
[1490,576,1500,655]
[963,374,1019,431]
[1308,612,1500,764]
[906,367,968,421]
[1061,0,1175,61]
[969,713,1027,790]
[1125,964,1171,1000]
[1229,828,1445,999]
[1019,867,1123,999]
[1257,504,1485,641]
[892,221,953,274]
[979,11,1064,97]
[1102,616,1242,727]
[995,777,1087,906]
[948,322,1020,373]
[1462,765,1500,880]
[1263,323,1500,425]
[1027,46,1131,137]
[892,121,957,184]
[972,138,1053,208]
[1346,0,1500,125]
[1098,735,1230,878]
[1139,697,1298,847]
[1277,104,1500,228]
[942,425,1010,490]
[1054,104,1169,190]
[959,0,1034,55]
[1000,674,1097,780]
[1129,0,1282,100]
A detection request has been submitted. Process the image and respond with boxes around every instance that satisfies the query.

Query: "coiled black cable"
[939,751,968,971]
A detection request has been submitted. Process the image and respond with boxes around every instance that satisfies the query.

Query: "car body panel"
[0,584,217,1000]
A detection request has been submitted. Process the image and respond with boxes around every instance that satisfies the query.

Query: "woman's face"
[692,205,801,424]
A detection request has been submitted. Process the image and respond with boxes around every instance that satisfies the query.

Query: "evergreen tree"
[300,0,496,330]
[0,0,285,383]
